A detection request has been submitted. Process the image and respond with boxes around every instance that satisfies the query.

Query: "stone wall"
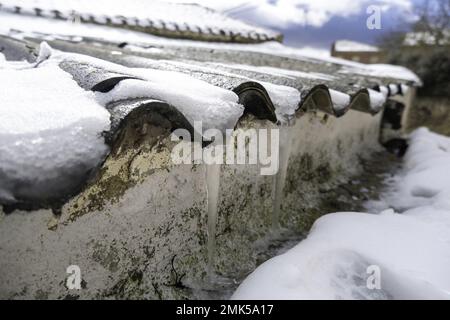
[0,94,412,299]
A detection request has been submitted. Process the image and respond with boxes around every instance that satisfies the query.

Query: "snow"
[367,89,386,111]
[0,61,110,204]
[329,89,350,112]
[119,57,301,123]
[36,40,52,63]
[388,84,399,96]
[400,84,409,95]
[0,42,244,204]
[170,62,303,120]
[366,128,450,213]
[0,11,421,87]
[0,0,278,39]
[258,81,301,122]
[233,128,450,300]
[378,85,389,98]
[215,63,336,81]
[124,45,165,55]
[41,48,245,133]
[334,40,380,52]
[339,63,422,85]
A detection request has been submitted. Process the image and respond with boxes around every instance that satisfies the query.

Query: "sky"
[166,0,422,54]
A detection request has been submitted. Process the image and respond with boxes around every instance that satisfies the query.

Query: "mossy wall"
[0,108,389,299]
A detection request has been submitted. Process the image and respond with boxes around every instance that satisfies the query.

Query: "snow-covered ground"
[233,128,450,300]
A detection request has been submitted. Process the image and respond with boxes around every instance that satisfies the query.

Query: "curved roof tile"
[0,35,420,211]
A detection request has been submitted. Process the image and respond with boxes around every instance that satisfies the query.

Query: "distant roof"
[333,40,380,53]
[0,0,281,43]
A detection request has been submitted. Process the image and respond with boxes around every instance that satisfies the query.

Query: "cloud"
[165,0,414,29]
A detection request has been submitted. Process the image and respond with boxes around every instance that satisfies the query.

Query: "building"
[0,1,421,299]
[331,40,386,64]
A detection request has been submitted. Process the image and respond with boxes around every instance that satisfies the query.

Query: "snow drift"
[233,128,450,300]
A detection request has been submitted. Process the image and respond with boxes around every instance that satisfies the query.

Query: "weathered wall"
[0,106,394,300]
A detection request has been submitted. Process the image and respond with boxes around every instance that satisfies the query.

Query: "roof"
[403,30,450,46]
[0,10,421,212]
[333,40,380,53]
[0,0,282,43]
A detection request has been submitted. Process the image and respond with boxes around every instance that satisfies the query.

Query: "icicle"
[205,163,221,278]
[253,162,262,202]
[271,125,293,230]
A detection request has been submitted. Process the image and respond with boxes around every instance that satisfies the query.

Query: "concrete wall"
[0,101,410,299]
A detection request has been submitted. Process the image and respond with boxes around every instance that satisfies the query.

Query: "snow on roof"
[0,11,421,85]
[0,42,246,208]
[0,0,281,43]
[339,63,422,85]
[0,10,422,209]
[333,40,380,52]
[46,48,245,133]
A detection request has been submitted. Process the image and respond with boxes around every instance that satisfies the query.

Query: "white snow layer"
[367,89,386,112]
[95,77,243,133]
[129,59,301,122]
[0,0,278,38]
[0,11,421,86]
[329,89,351,112]
[42,49,245,133]
[215,63,336,81]
[334,40,380,52]
[0,63,110,203]
[339,63,422,85]
[0,42,250,204]
[233,128,450,300]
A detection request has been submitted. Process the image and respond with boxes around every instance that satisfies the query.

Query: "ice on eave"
[340,64,422,85]
[120,57,302,124]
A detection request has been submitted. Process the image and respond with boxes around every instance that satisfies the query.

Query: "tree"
[413,0,450,45]
[377,0,450,97]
